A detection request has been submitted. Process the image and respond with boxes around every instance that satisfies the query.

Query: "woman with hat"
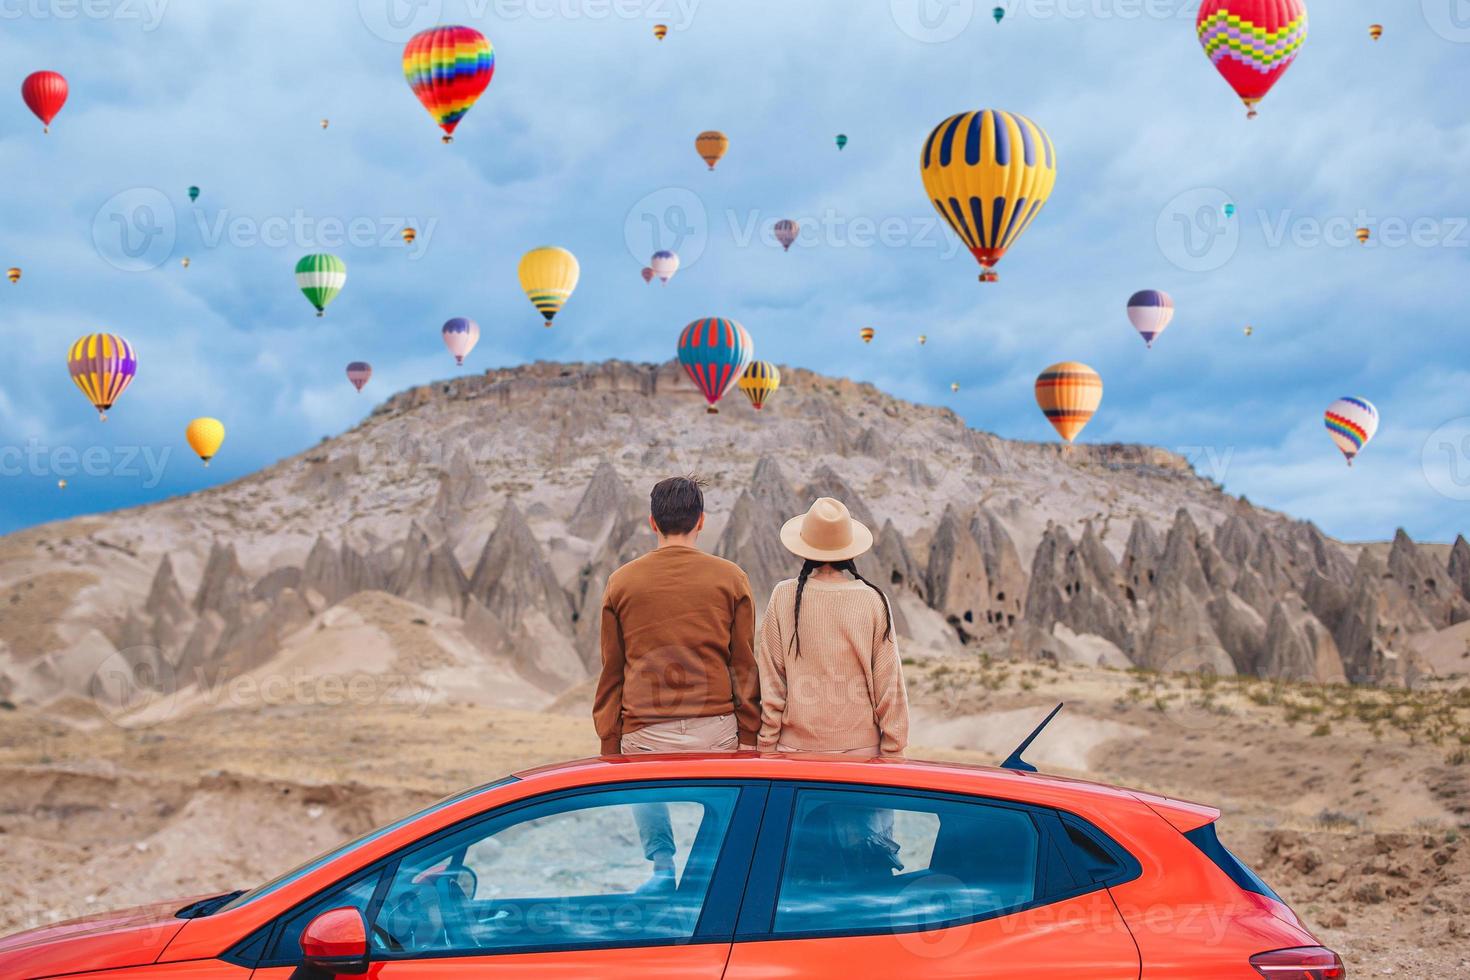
[757,497,909,757]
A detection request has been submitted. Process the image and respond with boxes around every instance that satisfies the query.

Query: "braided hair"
[789,558,894,657]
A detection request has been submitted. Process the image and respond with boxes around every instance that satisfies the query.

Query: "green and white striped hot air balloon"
[295,253,346,317]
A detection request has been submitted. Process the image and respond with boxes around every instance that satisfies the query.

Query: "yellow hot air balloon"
[653,23,668,40]
[921,109,1057,283]
[1356,227,1370,244]
[1035,362,1102,443]
[518,246,580,327]
[186,417,225,466]
[1369,24,1382,41]
[738,361,781,411]
[402,227,417,245]
[6,267,19,284]
[860,327,876,344]
[695,130,728,171]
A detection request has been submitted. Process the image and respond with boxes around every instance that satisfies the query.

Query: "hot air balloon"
[641,266,654,283]
[773,219,799,252]
[1356,227,1370,244]
[921,109,1057,283]
[180,257,190,269]
[1223,202,1237,218]
[835,134,848,151]
[677,317,753,414]
[1325,397,1378,466]
[57,480,66,490]
[346,361,372,392]
[859,327,876,344]
[738,361,781,411]
[1126,290,1175,349]
[21,71,67,133]
[441,317,480,365]
[187,186,200,203]
[7,268,19,284]
[919,334,928,345]
[695,130,728,171]
[295,254,346,316]
[950,382,960,393]
[650,249,680,284]
[1196,0,1307,119]
[402,227,417,245]
[320,118,330,129]
[653,23,668,40]
[1243,324,1254,337]
[403,26,495,144]
[68,333,137,422]
[1035,362,1102,443]
[1369,23,1382,41]
[519,246,579,327]
[993,6,1005,23]
[186,418,225,466]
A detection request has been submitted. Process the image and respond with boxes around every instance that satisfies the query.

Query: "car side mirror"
[300,907,369,976]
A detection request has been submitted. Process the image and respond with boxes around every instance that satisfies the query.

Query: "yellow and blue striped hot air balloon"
[738,360,781,411]
[921,109,1057,283]
[518,246,580,327]
[68,333,137,421]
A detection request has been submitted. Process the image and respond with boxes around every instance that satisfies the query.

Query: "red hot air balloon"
[1196,0,1308,118]
[22,71,68,133]
[403,26,495,144]
[641,266,654,283]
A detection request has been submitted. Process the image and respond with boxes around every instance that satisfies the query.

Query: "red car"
[0,717,1343,979]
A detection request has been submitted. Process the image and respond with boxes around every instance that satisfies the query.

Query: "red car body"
[0,754,1342,979]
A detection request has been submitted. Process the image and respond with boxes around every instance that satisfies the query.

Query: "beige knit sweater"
[757,576,909,756]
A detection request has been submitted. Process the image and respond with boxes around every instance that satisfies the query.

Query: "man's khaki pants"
[620,713,738,862]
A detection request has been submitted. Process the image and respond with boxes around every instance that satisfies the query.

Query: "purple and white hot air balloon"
[774,219,799,252]
[346,361,372,392]
[641,266,654,284]
[1126,290,1175,349]
[441,317,480,366]
[650,250,679,285]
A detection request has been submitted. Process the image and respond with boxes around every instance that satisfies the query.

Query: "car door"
[724,784,1140,979]
[248,781,765,979]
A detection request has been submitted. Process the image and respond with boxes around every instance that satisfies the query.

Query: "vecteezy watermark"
[1422,0,1470,43]
[1156,187,1238,273]
[90,648,180,729]
[1,439,171,488]
[1258,211,1469,250]
[1135,646,1236,733]
[890,0,975,42]
[624,186,709,268]
[358,0,699,40]
[357,0,443,42]
[1176,445,1235,486]
[0,0,169,31]
[892,0,1195,40]
[92,187,176,272]
[191,210,435,255]
[1422,416,1470,501]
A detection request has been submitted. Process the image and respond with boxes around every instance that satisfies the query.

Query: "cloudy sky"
[1,0,1468,542]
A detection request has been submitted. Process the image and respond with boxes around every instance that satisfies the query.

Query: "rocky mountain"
[2,359,1467,721]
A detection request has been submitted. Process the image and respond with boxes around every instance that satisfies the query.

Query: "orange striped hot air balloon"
[695,130,728,171]
[653,23,668,41]
[1368,24,1382,41]
[859,327,876,344]
[1356,227,1370,244]
[68,333,138,421]
[1035,361,1102,443]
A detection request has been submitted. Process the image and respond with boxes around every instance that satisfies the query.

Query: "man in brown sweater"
[594,476,759,890]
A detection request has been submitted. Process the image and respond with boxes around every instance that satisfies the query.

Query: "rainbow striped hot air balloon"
[346,361,372,392]
[68,333,137,421]
[1126,290,1175,349]
[738,360,781,411]
[296,254,346,316]
[519,247,580,327]
[921,109,1057,283]
[1196,0,1307,119]
[441,317,480,365]
[1325,397,1378,466]
[1035,362,1102,443]
[774,219,799,252]
[677,317,753,414]
[403,25,495,144]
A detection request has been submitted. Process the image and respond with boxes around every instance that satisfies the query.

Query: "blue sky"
[1,0,1468,542]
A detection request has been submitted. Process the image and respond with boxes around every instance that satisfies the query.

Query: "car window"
[774,789,1041,935]
[372,785,740,956]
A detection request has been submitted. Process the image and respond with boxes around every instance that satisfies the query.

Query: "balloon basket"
[706,407,718,415]
[442,135,453,144]
[316,311,324,318]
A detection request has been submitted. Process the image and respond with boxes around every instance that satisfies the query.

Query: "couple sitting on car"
[594,476,910,891]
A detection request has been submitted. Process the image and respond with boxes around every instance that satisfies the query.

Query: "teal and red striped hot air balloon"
[677,317,753,414]
[403,26,495,144]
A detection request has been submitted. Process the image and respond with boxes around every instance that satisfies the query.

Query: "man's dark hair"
[650,476,706,536]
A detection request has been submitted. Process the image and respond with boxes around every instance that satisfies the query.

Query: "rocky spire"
[193,541,251,622]
[799,465,876,529]
[569,458,636,539]
[1386,528,1469,627]
[390,522,470,615]
[1157,509,1210,596]
[925,505,991,642]
[1449,535,1470,601]
[1121,517,1162,602]
[970,508,1030,627]
[301,535,347,605]
[468,500,573,631]
[1259,598,1346,683]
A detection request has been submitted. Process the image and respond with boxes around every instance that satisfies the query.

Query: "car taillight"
[1250,946,1346,979]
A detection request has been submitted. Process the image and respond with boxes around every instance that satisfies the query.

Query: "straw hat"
[779,497,874,563]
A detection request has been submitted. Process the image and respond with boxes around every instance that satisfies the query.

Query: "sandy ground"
[1,661,1467,975]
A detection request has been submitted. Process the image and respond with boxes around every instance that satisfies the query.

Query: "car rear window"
[1184,822,1283,904]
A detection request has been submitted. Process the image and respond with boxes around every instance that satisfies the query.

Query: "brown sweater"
[594,545,759,754]
[757,576,909,756]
